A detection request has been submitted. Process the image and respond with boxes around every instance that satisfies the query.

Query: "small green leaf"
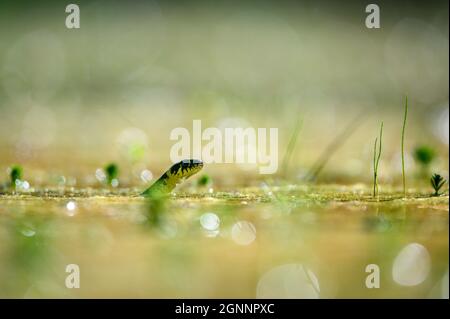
[414,146,436,166]
[10,165,23,187]
[431,173,446,196]
[105,163,119,184]
[197,174,212,187]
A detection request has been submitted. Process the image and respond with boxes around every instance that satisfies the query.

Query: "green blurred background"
[0,0,448,184]
[0,0,448,300]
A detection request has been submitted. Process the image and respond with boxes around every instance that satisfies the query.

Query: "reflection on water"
[0,189,448,298]
[200,212,221,238]
[231,221,256,245]
[65,201,77,217]
[200,212,220,231]
[392,243,431,287]
[257,264,320,299]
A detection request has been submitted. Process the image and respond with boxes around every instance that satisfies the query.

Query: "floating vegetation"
[431,173,446,196]
[373,122,383,199]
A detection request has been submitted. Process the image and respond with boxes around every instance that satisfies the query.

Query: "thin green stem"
[306,111,366,181]
[401,96,408,197]
[281,117,303,177]
[373,137,378,197]
[376,122,383,200]
[372,122,383,199]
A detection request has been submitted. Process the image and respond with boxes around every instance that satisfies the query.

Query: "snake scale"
[142,159,203,196]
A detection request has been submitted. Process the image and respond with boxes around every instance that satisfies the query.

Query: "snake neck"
[141,160,202,196]
[160,172,179,191]
[142,173,177,196]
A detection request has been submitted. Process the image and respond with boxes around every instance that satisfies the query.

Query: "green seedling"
[401,96,408,197]
[105,163,118,185]
[9,165,23,188]
[306,110,366,181]
[281,117,303,177]
[197,174,212,187]
[372,122,383,198]
[430,173,446,196]
[414,145,436,168]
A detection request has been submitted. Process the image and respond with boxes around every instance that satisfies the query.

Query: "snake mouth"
[187,159,203,169]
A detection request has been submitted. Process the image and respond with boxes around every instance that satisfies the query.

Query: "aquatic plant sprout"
[306,111,366,181]
[197,174,212,187]
[9,165,22,188]
[414,146,436,167]
[281,117,303,177]
[431,174,446,196]
[105,163,119,185]
[401,96,408,197]
[372,122,383,198]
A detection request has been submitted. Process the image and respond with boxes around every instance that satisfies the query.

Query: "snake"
[141,159,203,196]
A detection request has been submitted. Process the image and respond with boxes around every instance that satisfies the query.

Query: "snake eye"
[191,159,203,168]
[174,159,203,174]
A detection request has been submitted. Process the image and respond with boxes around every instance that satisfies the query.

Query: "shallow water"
[0,186,448,298]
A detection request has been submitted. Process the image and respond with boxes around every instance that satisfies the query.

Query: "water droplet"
[200,212,220,231]
[58,175,66,185]
[111,178,119,188]
[95,168,106,182]
[392,243,431,286]
[22,181,30,190]
[231,221,256,245]
[21,228,36,237]
[140,169,153,183]
[66,201,77,216]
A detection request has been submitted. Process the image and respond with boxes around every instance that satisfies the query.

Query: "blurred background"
[0,0,448,187]
[0,0,448,299]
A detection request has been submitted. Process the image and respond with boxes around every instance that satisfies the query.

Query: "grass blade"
[401,96,408,197]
